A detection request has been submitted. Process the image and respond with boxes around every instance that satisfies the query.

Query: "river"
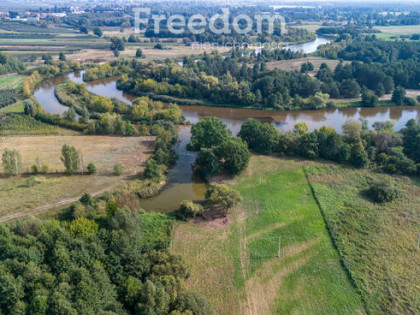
[33,39,420,212]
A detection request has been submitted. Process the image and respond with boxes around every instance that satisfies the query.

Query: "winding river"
[33,38,420,212]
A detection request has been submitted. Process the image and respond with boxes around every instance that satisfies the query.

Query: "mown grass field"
[306,163,420,314]
[0,135,154,219]
[173,156,364,314]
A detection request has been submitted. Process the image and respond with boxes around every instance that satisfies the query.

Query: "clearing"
[173,156,364,314]
[265,57,346,72]
[0,135,154,219]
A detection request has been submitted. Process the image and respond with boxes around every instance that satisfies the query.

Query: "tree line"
[236,117,420,176]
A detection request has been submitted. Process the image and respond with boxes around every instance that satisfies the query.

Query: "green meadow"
[174,156,364,314]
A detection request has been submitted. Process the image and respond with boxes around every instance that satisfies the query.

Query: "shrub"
[144,159,164,179]
[31,165,38,175]
[137,182,163,198]
[366,182,400,203]
[87,162,97,175]
[41,164,49,174]
[178,200,204,220]
[80,193,93,205]
[113,163,125,176]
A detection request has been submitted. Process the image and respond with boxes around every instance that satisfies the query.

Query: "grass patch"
[174,156,364,314]
[306,163,420,314]
[0,100,24,114]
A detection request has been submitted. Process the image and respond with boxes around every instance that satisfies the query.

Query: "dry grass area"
[173,156,364,314]
[66,49,116,63]
[0,135,154,219]
[67,45,230,63]
[266,57,345,72]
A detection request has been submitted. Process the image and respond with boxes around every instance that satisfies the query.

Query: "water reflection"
[284,36,331,54]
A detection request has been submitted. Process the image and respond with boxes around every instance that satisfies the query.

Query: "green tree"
[361,89,379,107]
[350,142,369,168]
[110,37,125,51]
[402,119,420,162]
[61,144,79,175]
[178,200,204,220]
[215,138,250,175]
[174,292,213,315]
[374,83,385,97]
[392,86,406,105]
[79,26,88,34]
[24,99,37,117]
[144,159,163,179]
[339,79,361,98]
[2,149,22,176]
[238,119,279,154]
[63,106,76,122]
[59,52,66,61]
[135,48,143,58]
[189,117,231,151]
[93,27,103,37]
[87,163,97,175]
[194,148,222,177]
[69,217,98,238]
[205,184,242,215]
[342,120,362,142]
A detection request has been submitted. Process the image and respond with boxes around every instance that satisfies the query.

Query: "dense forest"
[0,53,25,75]
[0,205,212,314]
[117,37,420,109]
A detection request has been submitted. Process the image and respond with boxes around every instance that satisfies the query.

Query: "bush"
[80,193,93,205]
[366,182,400,203]
[113,163,125,176]
[178,200,204,220]
[144,159,165,179]
[31,165,38,175]
[87,162,97,175]
[41,164,49,174]
[137,182,163,198]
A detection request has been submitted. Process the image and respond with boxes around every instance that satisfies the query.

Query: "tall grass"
[0,115,59,135]
[306,163,420,314]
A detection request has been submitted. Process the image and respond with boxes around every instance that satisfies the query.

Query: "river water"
[33,39,420,212]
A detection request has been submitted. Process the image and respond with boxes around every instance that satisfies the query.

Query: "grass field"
[306,163,420,314]
[0,135,154,219]
[374,25,420,41]
[374,25,420,35]
[173,156,364,314]
[0,101,24,114]
[0,74,26,90]
[265,57,345,72]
